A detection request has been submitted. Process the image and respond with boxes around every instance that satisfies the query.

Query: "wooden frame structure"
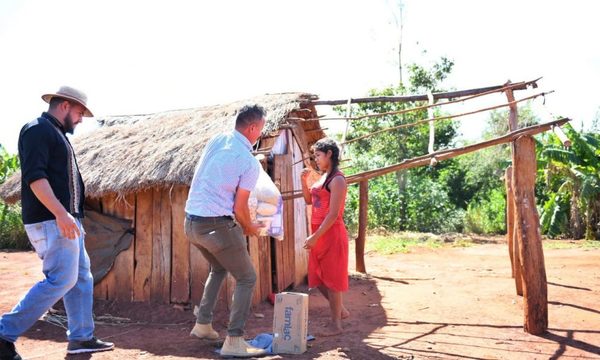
[311,79,569,335]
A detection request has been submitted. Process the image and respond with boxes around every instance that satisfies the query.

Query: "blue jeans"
[0,219,94,342]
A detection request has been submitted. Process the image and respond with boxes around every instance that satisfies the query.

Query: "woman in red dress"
[301,138,349,336]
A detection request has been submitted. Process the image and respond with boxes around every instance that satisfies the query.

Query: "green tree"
[341,57,462,233]
[0,144,29,249]
[538,124,600,239]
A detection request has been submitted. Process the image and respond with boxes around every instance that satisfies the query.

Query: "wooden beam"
[506,88,518,131]
[318,80,541,122]
[311,78,540,106]
[356,180,368,273]
[427,90,435,154]
[288,121,312,168]
[512,136,548,335]
[346,118,570,185]
[343,91,553,146]
[553,126,571,148]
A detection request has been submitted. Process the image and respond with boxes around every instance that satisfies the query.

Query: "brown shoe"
[220,336,266,358]
[190,323,219,340]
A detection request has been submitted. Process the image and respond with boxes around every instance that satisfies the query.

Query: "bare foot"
[317,323,343,337]
[341,307,350,319]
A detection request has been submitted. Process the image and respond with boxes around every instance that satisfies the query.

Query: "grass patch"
[365,232,443,255]
[452,238,476,248]
[543,240,600,250]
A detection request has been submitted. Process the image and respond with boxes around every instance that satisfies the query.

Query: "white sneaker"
[220,335,267,358]
[190,323,219,340]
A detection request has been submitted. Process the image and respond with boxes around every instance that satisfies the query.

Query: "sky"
[0,0,598,153]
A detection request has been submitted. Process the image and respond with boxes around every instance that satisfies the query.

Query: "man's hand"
[243,221,265,237]
[30,178,80,240]
[56,211,80,240]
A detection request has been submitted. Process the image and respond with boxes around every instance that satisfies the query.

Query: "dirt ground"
[1,239,599,360]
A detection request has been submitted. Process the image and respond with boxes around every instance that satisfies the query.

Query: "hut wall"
[271,129,309,291]
[291,137,309,286]
[91,187,277,306]
[92,193,135,302]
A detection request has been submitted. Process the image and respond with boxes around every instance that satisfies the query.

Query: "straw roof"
[0,92,318,203]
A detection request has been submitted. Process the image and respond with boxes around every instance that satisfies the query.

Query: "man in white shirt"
[184,104,267,358]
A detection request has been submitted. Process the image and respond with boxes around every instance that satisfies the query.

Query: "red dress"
[308,171,349,292]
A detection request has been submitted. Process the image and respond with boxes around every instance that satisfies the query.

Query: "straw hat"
[42,86,94,117]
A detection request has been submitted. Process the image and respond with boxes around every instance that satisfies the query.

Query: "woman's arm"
[300,168,313,205]
[304,176,346,249]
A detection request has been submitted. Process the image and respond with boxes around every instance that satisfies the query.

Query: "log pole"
[356,180,368,273]
[505,87,523,295]
[505,166,515,278]
[512,135,548,335]
[553,126,571,148]
[507,165,523,295]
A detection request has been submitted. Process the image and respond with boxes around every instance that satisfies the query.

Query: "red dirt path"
[1,240,598,359]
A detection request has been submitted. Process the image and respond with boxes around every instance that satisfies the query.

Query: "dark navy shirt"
[18,112,85,224]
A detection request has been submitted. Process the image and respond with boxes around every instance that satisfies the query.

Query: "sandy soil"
[1,240,599,360]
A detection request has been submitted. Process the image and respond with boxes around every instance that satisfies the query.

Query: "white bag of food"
[267,199,284,241]
[248,167,284,240]
[252,167,281,205]
[257,202,278,216]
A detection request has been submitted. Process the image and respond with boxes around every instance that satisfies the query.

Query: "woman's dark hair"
[312,137,340,189]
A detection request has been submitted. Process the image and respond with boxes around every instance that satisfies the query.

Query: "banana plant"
[538,124,600,239]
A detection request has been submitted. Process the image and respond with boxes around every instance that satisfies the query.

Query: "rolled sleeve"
[19,125,52,185]
[238,160,260,191]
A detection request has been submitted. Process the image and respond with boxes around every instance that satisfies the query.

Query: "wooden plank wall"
[249,235,272,303]
[95,186,273,306]
[92,193,135,301]
[151,188,172,303]
[291,138,309,286]
[171,185,191,303]
[272,130,297,292]
[134,190,153,301]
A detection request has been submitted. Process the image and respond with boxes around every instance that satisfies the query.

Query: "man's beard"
[64,113,75,134]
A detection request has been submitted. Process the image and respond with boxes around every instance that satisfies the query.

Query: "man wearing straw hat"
[0,86,114,359]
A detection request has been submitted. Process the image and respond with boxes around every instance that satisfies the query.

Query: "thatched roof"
[0,92,319,203]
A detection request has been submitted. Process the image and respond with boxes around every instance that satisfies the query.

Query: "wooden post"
[506,166,523,295]
[512,135,548,335]
[427,91,435,154]
[513,223,523,296]
[356,180,368,273]
[505,167,515,277]
[505,87,523,296]
[506,88,518,131]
